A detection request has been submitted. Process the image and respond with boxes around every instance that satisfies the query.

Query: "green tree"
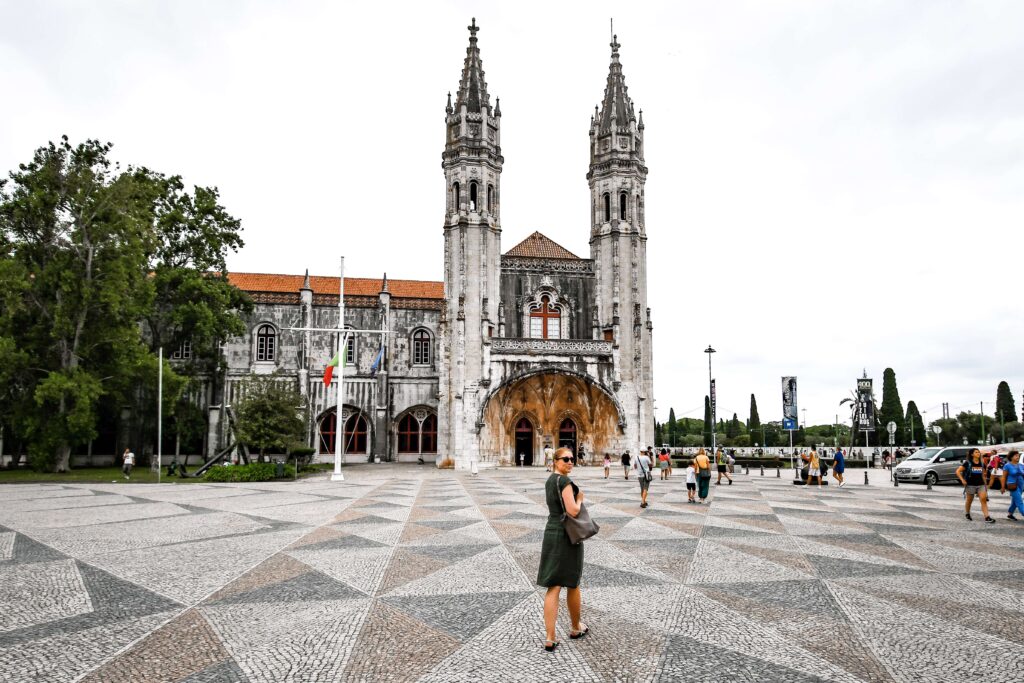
[726,412,740,439]
[234,374,307,462]
[0,137,248,471]
[877,368,905,446]
[996,381,1017,424]
[748,394,761,445]
[904,401,925,447]
[667,407,678,445]
[703,395,712,447]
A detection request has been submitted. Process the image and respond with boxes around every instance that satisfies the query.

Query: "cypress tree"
[703,395,712,447]
[726,413,740,438]
[667,407,678,444]
[878,368,905,445]
[749,394,761,443]
[996,381,1017,423]
[905,401,925,446]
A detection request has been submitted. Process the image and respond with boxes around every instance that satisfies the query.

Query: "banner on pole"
[857,377,875,431]
[781,377,798,429]
[710,379,717,425]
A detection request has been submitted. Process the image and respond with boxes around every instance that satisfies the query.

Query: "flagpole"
[157,346,162,484]
[332,256,346,481]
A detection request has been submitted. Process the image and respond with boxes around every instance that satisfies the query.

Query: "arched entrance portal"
[558,418,577,456]
[317,408,370,457]
[479,372,625,466]
[515,417,534,466]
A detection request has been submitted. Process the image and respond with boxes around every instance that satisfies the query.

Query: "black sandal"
[544,640,559,652]
[569,626,589,640]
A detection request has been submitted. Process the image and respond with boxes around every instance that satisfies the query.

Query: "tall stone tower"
[588,35,655,452]
[438,18,503,468]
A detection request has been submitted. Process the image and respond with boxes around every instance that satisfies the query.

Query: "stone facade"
[204,21,654,468]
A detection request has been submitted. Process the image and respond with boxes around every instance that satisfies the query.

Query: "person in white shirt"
[636,450,654,508]
[685,461,697,503]
[121,448,135,480]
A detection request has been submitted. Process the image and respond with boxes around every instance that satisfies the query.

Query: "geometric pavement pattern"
[1,466,1023,682]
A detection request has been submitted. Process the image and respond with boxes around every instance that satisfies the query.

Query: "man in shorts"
[621,450,631,480]
[121,448,135,480]
[957,449,995,523]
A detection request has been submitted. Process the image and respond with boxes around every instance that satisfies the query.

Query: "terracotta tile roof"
[228,272,444,299]
[503,231,581,260]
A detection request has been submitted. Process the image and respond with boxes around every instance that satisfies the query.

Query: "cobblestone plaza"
[1,466,1023,682]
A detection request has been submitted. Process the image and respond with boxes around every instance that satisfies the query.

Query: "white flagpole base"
[331,472,345,482]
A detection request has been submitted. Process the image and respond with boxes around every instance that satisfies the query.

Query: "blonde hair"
[553,446,574,461]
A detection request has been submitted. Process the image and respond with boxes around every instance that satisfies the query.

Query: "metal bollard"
[893,472,899,487]
[760,464,764,476]
[864,470,869,485]
[776,467,780,478]
[927,479,933,491]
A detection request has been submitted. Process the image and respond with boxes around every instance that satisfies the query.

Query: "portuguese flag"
[323,347,345,386]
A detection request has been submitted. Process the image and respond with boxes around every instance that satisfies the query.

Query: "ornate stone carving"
[501,257,595,275]
[491,338,613,356]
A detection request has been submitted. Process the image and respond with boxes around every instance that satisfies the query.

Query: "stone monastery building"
[216,21,654,468]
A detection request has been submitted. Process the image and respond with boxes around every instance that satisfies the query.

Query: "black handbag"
[558,479,599,544]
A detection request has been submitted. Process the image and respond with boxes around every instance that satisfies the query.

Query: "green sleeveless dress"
[536,474,584,588]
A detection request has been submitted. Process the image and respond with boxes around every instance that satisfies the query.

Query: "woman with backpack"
[1000,450,1022,521]
[715,448,732,485]
[807,449,822,489]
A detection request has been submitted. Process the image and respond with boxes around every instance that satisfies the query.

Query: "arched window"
[603,193,611,222]
[412,329,431,365]
[398,414,418,453]
[396,412,437,454]
[318,410,337,454]
[619,192,627,220]
[452,182,460,211]
[487,184,494,212]
[421,414,437,453]
[344,413,368,453]
[529,295,561,339]
[343,327,356,366]
[470,182,478,211]
[255,324,276,362]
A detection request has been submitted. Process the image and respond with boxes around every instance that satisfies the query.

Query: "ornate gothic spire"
[454,18,491,114]
[596,34,636,134]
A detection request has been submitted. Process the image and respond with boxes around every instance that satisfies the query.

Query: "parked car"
[894,446,977,485]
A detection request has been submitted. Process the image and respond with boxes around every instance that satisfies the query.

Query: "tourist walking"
[685,460,697,503]
[832,447,846,487]
[807,449,822,489]
[1000,450,1023,521]
[659,449,671,479]
[538,447,588,651]
[544,445,554,472]
[956,449,995,523]
[121,448,135,480]
[715,448,732,485]
[694,448,712,503]
[637,449,653,508]
[603,453,611,479]
[621,450,631,480]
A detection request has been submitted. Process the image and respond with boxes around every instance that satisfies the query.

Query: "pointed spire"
[381,272,389,293]
[494,96,501,117]
[446,91,453,114]
[301,269,311,290]
[454,17,490,114]
[596,33,635,134]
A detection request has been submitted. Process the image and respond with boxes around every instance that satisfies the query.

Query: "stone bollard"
[760,464,764,476]
[864,470,869,485]
[927,479,933,491]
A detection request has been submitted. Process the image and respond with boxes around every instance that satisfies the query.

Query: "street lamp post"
[705,345,716,455]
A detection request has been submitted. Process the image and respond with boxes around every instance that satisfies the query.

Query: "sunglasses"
[557,457,574,463]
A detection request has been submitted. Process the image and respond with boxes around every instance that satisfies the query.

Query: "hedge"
[203,462,295,482]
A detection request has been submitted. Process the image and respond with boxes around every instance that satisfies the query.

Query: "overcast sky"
[3,0,1022,433]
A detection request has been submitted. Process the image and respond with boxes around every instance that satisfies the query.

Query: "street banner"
[782,377,798,427]
[710,379,717,425]
[857,377,875,431]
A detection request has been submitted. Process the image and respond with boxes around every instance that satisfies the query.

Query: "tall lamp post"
[705,345,716,454]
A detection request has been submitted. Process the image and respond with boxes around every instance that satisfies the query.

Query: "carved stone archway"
[479,372,625,466]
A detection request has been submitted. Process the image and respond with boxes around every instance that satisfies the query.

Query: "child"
[603,453,611,479]
[685,460,697,503]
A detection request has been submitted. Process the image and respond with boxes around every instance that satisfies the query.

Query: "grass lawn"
[0,462,332,484]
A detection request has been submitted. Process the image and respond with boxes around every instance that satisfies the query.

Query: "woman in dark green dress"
[537,447,588,651]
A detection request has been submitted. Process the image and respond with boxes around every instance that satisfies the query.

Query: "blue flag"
[369,346,384,377]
